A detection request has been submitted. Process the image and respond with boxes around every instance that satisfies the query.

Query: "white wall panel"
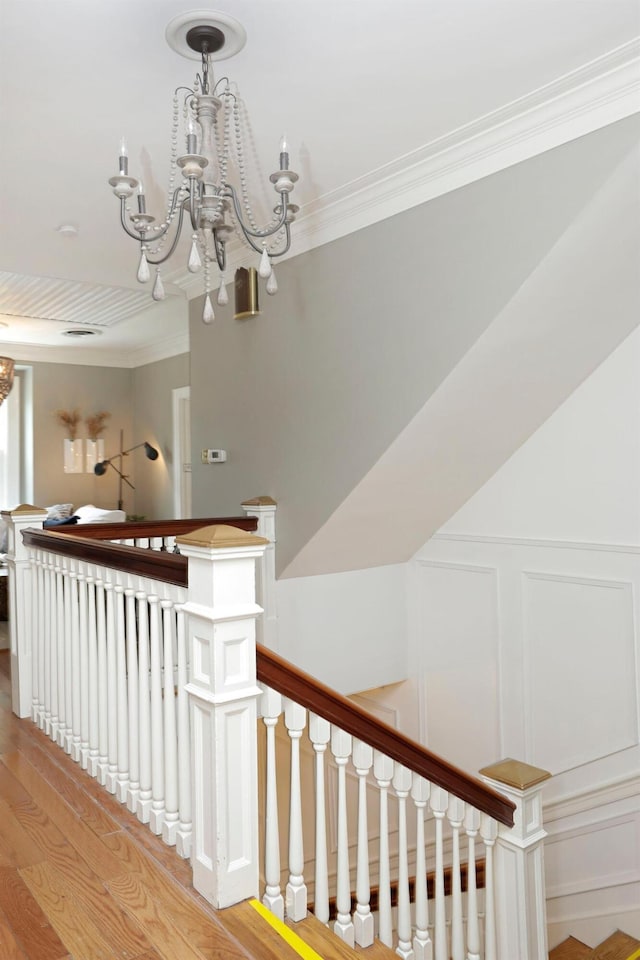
[415,560,501,773]
[523,572,638,772]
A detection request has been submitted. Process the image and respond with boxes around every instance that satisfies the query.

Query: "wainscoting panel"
[410,532,640,941]
[415,560,501,773]
[522,572,638,773]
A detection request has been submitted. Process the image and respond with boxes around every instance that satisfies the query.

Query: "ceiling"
[0,0,638,366]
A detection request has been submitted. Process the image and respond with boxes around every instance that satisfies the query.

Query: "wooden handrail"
[21,528,187,586]
[257,645,515,827]
[58,515,258,541]
[20,516,258,585]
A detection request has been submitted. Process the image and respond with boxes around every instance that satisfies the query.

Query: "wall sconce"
[234,267,260,320]
[94,429,159,510]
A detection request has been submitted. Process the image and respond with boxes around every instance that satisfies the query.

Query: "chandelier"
[109,10,299,324]
[0,357,14,405]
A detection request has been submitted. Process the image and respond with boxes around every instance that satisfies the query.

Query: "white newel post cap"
[2,504,47,558]
[479,758,552,960]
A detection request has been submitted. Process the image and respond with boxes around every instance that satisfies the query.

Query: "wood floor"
[0,650,400,960]
[0,650,312,960]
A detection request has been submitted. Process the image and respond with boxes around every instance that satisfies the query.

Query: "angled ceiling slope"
[276,120,640,577]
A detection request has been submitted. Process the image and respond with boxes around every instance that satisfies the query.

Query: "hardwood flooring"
[0,650,397,960]
[0,651,296,959]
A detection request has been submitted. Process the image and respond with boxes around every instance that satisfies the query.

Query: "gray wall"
[17,359,134,511]
[132,352,190,519]
[189,118,640,574]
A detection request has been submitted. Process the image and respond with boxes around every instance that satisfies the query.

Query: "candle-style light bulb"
[279,134,289,171]
[186,118,197,155]
[137,180,146,213]
[119,136,128,175]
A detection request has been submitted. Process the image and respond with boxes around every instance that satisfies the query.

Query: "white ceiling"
[0,0,638,366]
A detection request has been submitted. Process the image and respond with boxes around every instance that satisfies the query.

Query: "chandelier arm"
[145,201,189,266]
[269,223,292,259]
[119,198,147,241]
[225,185,289,239]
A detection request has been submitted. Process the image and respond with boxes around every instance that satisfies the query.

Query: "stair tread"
[588,930,640,960]
[291,915,398,959]
[550,937,592,960]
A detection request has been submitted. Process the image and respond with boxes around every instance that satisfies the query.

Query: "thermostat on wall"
[201,448,227,464]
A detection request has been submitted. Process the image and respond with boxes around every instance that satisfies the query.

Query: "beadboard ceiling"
[0,0,638,367]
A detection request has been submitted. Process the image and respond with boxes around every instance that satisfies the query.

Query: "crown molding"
[171,38,640,299]
[9,331,189,369]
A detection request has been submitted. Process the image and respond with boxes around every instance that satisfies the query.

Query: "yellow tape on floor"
[248,899,325,960]
[625,950,640,960]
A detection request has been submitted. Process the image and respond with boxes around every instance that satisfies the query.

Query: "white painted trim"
[431,533,640,555]
[173,38,640,298]
[8,332,189,368]
[172,386,191,520]
[544,773,640,823]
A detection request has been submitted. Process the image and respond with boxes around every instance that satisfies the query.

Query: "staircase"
[550,931,640,960]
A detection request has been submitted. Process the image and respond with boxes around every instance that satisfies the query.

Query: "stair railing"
[256,647,550,960]
[3,500,550,958]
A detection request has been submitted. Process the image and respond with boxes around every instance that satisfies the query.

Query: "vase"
[63,438,83,473]
[85,438,105,473]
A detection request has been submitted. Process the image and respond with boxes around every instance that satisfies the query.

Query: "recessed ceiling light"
[61,328,102,338]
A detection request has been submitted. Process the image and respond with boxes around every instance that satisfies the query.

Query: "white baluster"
[49,558,59,742]
[394,764,414,960]
[70,560,81,759]
[374,751,394,948]
[30,555,39,723]
[309,712,330,926]
[43,557,52,735]
[352,739,374,947]
[114,582,129,801]
[36,555,45,728]
[125,585,140,811]
[430,786,449,960]
[262,687,284,919]
[136,590,152,824]
[481,814,498,960]
[448,797,465,960]
[104,573,117,791]
[162,599,179,845]
[55,559,65,746]
[63,560,73,752]
[284,698,307,921]
[86,570,99,777]
[95,572,109,785]
[149,594,165,833]
[332,726,354,947]
[464,806,481,960]
[411,775,432,960]
[77,565,90,768]
[175,606,192,857]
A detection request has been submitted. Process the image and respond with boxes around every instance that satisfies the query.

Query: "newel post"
[177,523,268,909]
[480,758,551,960]
[2,505,47,718]
[242,497,278,650]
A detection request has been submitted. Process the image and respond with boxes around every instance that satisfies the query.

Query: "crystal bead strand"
[140,91,187,260]
[233,97,280,236]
